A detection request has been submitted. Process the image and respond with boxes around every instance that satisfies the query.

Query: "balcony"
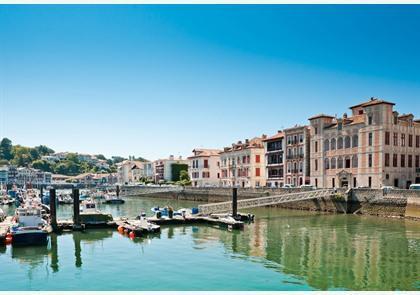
[286,154,304,160]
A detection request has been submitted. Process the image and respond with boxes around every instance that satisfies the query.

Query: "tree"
[180,170,190,182]
[0,159,9,166]
[0,138,13,160]
[171,163,188,182]
[96,154,106,160]
[34,145,55,156]
[32,159,53,172]
[11,145,33,167]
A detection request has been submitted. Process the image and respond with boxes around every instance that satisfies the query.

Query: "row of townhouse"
[187,97,420,189]
[0,166,52,187]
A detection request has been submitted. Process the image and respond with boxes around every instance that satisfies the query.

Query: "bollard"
[232,187,238,217]
[116,185,120,197]
[50,189,57,232]
[73,188,80,226]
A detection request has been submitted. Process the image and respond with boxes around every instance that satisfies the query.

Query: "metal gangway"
[198,189,336,215]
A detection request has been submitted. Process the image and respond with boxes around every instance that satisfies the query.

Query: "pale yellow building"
[220,136,266,188]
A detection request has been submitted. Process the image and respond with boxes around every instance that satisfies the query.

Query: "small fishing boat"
[103,194,124,204]
[58,194,73,205]
[79,199,113,225]
[10,206,49,246]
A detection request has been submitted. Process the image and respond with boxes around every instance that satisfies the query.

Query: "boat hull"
[11,231,48,246]
[103,199,125,204]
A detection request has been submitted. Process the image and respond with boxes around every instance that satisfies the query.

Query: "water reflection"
[192,209,420,291]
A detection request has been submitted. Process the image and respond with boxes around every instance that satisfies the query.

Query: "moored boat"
[103,194,124,204]
[79,199,113,225]
[10,206,49,246]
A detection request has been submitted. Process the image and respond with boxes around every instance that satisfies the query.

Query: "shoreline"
[121,186,420,221]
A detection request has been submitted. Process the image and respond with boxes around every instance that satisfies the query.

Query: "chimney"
[343,113,348,119]
[245,139,249,144]
[262,134,267,139]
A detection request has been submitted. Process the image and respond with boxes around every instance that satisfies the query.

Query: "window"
[330,138,336,150]
[368,114,373,125]
[368,154,373,168]
[409,135,413,147]
[315,127,318,135]
[401,155,405,167]
[385,153,390,167]
[417,135,420,148]
[352,155,358,168]
[393,154,398,167]
[315,159,318,171]
[315,141,318,153]
[352,134,358,148]
[401,134,406,147]
[325,158,330,170]
[394,133,398,146]
[394,114,398,125]
[324,139,330,151]
[255,168,260,177]
[337,137,343,149]
[385,132,390,145]
[353,177,357,187]
[416,155,420,168]
[204,159,208,168]
[368,133,373,146]
[315,178,318,188]
[255,155,260,163]
[331,158,336,169]
[345,136,351,148]
[337,157,343,169]
[332,178,335,188]
[408,155,413,167]
[345,157,351,168]
[368,177,372,188]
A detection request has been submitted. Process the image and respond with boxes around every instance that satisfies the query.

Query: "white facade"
[188,149,222,187]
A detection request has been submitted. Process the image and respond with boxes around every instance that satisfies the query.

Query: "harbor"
[1,195,419,291]
[0,186,249,247]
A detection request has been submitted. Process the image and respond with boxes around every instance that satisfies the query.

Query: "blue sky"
[1,5,420,160]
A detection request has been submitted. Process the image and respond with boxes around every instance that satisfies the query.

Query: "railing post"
[232,187,238,217]
[50,189,58,232]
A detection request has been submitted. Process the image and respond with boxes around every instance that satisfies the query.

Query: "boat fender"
[5,233,12,244]
[117,225,124,233]
[129,231,136,239]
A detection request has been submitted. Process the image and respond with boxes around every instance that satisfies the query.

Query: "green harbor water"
[1,196,420,291]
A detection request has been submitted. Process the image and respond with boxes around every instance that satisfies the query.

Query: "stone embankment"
[120,186,420,220]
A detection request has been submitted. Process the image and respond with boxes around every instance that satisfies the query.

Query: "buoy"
[129,231,136,239]
[117,225,124,233]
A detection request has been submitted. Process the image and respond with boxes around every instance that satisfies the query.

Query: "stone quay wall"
[120,185,420,219]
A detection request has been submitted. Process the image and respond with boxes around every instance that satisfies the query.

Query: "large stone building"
[309,97,420,189]
[284,125,311,186]
[263,131,285,188]
[220,136,266,188]
[188,148,222,187]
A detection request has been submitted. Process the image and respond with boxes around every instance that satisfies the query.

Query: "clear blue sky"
[1,5,420,160]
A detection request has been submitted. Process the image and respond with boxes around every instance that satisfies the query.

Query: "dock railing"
[198,189,336,215]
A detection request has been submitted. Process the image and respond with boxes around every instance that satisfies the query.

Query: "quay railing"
[198,189,336,215]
